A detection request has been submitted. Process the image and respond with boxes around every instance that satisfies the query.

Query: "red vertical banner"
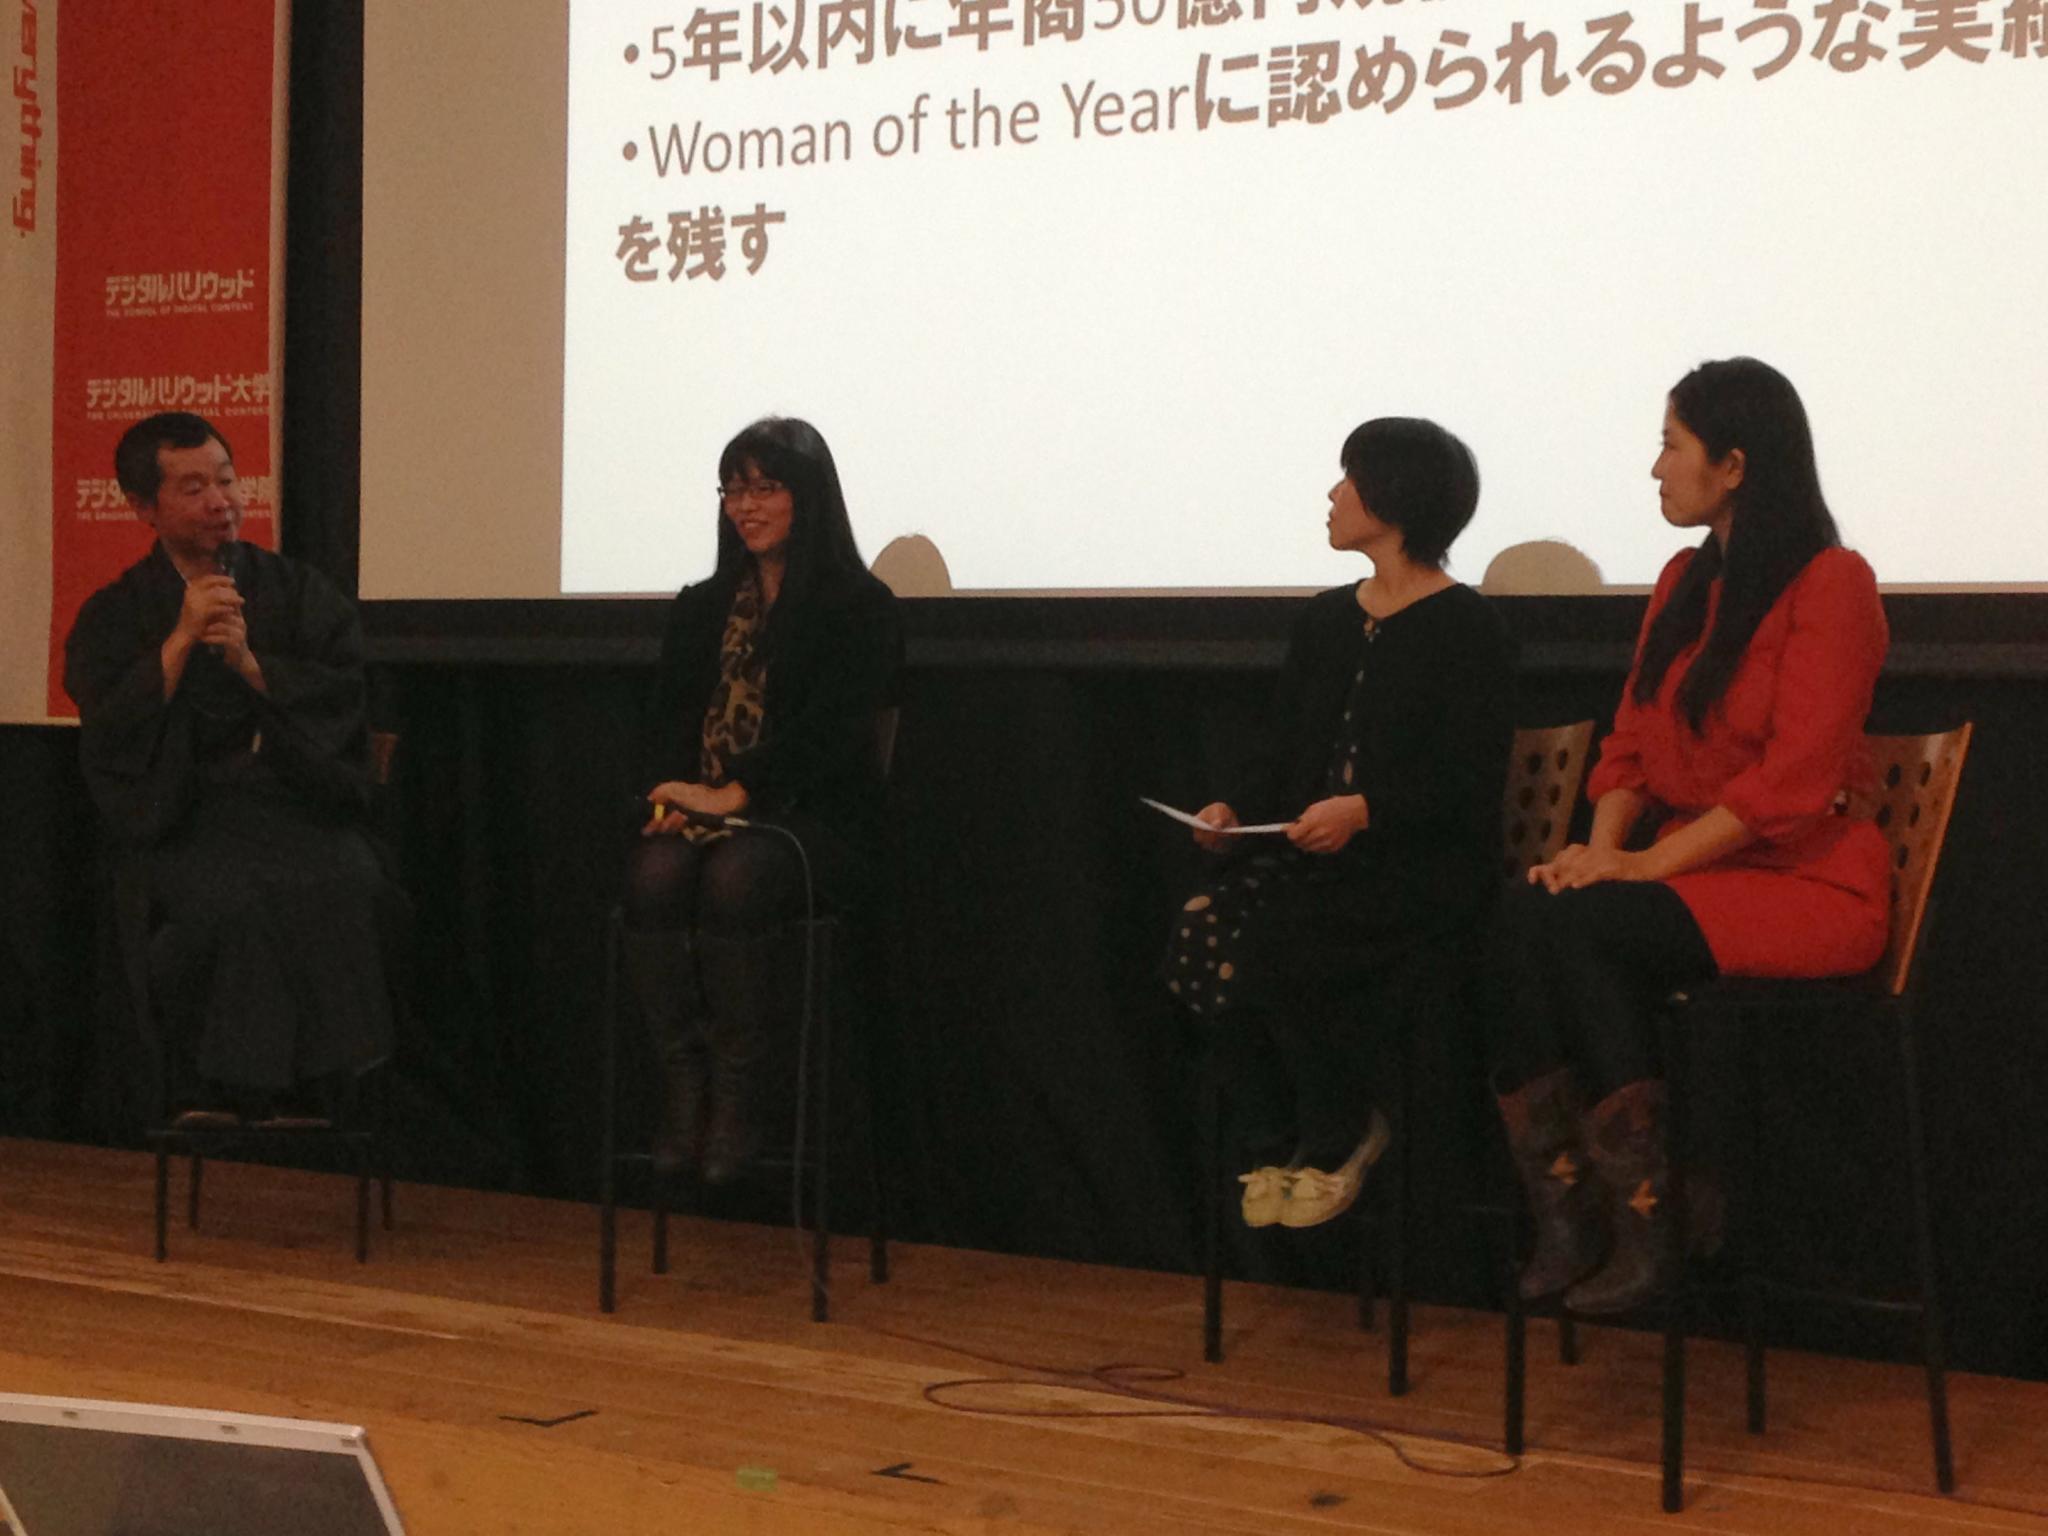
[47,0,284,717]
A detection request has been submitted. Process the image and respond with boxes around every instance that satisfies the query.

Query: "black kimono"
[64,543,393,1101]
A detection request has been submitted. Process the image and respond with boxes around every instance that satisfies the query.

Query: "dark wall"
[5,0,2044,1385]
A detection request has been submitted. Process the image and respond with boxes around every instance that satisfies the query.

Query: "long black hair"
[713,416,867,640]
[1632,358,1840,732]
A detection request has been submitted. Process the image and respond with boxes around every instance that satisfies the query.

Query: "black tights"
[1486,878,1717,1102]
[623,830,807,935]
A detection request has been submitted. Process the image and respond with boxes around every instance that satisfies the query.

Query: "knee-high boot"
[696,930,783,1186]
[1496,1067,1608,1300]
[1565,1079,1674,1314]
[622,927,710,1175]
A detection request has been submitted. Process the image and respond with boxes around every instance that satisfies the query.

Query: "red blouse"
[1587,545,1891,978]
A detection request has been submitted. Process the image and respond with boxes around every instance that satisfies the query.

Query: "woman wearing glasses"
[624,417,901,1182]
[1171,417,1514,1230]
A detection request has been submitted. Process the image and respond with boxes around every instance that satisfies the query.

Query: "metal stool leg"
[600,908,622,1313]
[154,1144,171,1262]
[355,1151,371,1264]
[866,1122,890,1285]
[1202,1072,1224,1364]
[1660,1012,1692,1515]
[811,921,835,1324]
[1898,1000,1956,1492]
[1386,1066,1411,1397]
[1741,1011,1767,1434]
[858,945,891,1288]
[1504,1262,1526,1455]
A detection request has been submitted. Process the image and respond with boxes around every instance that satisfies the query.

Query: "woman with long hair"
[625,417,901,1183]
[1491,357,1889,1313]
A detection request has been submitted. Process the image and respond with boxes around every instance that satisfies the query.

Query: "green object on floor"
[736,1465,778,1492]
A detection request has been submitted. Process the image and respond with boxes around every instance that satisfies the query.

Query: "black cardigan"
[1231,581,1514,926]
[639,563,903,843]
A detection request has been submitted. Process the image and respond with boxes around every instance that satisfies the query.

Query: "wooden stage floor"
[3,1137,2045,1534]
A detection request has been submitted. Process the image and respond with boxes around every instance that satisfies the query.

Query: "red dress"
[1586,546,1891,978]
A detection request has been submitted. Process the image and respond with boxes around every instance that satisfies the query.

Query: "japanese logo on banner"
[29,0,285,721]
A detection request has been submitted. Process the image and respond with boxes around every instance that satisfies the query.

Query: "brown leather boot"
[623,928,710,1175]
[1496,1068,1607,1300]
[696,932,778,1186]
[1565,1080,1674,1314]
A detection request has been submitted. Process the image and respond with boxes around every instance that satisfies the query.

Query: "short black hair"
[114,412,232,506]
[1338,417,1479,567]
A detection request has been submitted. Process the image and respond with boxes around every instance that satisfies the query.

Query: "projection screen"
[363,0,2048,599]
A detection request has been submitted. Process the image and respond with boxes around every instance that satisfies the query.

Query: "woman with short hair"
[1170,416,1514,1229]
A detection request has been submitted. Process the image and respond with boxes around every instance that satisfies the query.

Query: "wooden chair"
[1500,722,1597,883]
[1503,724,1973,1510]
[1200,721,1596,1392]
[146,729,403,1263]
[599,709,899,1320]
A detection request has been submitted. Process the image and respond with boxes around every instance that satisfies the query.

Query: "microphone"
[205,539,240,659]
[643,800,753,832]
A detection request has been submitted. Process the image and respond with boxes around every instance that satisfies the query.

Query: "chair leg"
[1504,1265,1526,1455]
[187,1152,204,1230]
[1898,1002,1956,1493]
[1202,1073,1224,1364]
[1662,1309,1687,1514]
[1739,1010,1767,1434]
[811,921,835,1324]
[866,1148,890,1286]
[355,1162,371,1264]
[154,1145,171,1262]
[381,1175,395,1232]
[1357,1242,1376,1332]
[600,906,621,1313]
[1386,1087,1410,1398]
[1558,1315,1578,1366]
[1660,1010,1693,1514]
[600,1190,618,1314]
[863,1009,890,1286]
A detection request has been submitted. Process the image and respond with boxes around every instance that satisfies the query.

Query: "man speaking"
[64,412,394,1124]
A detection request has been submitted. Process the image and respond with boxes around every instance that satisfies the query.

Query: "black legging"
[1168,854,1435,1168]
[1486,877,1718,1101]
[622,830,807,935]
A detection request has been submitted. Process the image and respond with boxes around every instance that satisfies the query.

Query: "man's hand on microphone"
[176,574,242,645]
[199,605,266,690]
[160,575,246,698]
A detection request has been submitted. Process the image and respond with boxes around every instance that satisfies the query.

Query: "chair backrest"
[1847,724,1973,997]
[1501,722,1597,881]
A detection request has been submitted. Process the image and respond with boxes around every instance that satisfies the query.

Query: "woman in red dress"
[1491,357,1889,1313]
